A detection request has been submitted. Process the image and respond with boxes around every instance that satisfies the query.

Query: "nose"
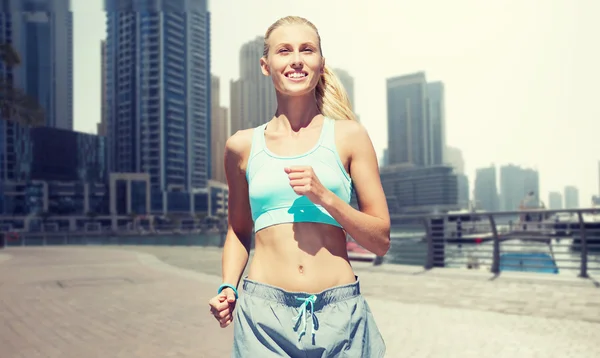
[290,51,303,68]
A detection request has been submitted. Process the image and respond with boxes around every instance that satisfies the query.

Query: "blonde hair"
[263,16,356,121]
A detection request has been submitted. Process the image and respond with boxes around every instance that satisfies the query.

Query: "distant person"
[208,15,389,357]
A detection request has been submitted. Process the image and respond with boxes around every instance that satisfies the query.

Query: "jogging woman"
[208,15,390,357]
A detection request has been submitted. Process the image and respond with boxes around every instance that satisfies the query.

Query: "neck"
[272,91,322,132]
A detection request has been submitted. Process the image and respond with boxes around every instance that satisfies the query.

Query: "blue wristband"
[217,283,239,299]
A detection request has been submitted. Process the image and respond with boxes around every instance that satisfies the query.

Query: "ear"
[260,57,270,76]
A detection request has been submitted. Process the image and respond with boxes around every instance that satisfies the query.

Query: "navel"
[298,265,304,274]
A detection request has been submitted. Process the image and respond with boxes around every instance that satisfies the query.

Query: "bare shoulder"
[333,118,367,137]
[333,119,374,154]
[225,128,255,175]
[225,128,254,156]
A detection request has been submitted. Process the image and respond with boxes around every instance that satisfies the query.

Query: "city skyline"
[72,0,600,205]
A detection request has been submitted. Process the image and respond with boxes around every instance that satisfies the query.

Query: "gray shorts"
[232,276,386,358]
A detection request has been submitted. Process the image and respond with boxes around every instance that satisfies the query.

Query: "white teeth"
[287,72,306,78]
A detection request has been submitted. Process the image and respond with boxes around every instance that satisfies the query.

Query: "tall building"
[499,164,540,211]
[97,40,107,136]
[0,0,74,181]
[445,146,465,174]
[474,165,499,212]
[427,81,445,166]
[564,186,579,209]
[548,191,563,210]
[230,36,277,134]
[104,1,211,213]
[210,75,229,184]
[387,72,429,166]
[456,174,470,209]
[386,72,445,167]
[443,147,468,208]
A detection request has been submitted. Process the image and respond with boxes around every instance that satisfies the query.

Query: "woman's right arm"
[221,131,254,290]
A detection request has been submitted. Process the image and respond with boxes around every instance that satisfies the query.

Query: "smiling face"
[260,23,325,97]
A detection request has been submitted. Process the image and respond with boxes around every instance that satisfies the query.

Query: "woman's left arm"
[320,123,391,256]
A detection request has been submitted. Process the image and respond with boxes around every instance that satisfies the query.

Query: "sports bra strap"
[249,123,268,160]
[319,117,337,151]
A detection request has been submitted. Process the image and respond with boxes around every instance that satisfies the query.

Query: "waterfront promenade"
[0,246,599,357]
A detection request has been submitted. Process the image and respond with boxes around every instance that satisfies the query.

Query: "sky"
[72,0,600,208]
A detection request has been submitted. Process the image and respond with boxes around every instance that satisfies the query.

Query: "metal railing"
[0,227,230,249]
[382,208,600,278]
[2,208,599,278]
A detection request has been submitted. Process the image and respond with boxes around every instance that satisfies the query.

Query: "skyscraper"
[499,164,540,211]
[104,0,211,206]
[230,36,277,133]
[474,165,499,212]
[387,72,428,166]
[564,186,579,209]
[97,40,107,136]
[427,81,445,166]
[444,146,469,208]
[386,72,445,167]
[548,191,563,210]
[0,0,74,181]
[211,75,229,184]
[445,146,465,174]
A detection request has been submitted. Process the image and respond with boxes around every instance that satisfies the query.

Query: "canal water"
[386,228,600,276]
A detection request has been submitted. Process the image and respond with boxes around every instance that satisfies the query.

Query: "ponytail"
[315,65,356,121]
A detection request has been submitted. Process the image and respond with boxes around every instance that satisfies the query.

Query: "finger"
[219,313,232,323]
[213,300,230,311]
[287,172,305,180]
[285,166,310,173]
[218,308,231,318]
[220,316,232,327]
[225,291,237,303]
[289,179,309,187]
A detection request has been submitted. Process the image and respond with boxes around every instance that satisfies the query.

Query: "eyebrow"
[275,42,318,48]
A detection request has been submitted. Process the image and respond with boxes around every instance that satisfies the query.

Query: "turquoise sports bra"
[246,117,353,232]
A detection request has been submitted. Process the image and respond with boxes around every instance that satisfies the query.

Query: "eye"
[303,48,314,53]
[278,48,289,53]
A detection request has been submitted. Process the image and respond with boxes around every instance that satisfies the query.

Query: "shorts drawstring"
[292,294,317,340]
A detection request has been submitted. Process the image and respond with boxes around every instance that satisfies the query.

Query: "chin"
[280,82,318,97]
[282,87,315,97]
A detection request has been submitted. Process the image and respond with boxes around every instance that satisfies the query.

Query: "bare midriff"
[247,222,357,293]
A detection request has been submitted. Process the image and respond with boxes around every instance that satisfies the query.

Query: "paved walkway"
[0,246,598,358]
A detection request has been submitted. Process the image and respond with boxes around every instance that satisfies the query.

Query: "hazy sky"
[73,0,600,207]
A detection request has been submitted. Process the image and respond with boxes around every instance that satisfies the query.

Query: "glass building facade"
[387,73,429,166]
[104,0,212,215]
[0,0,74,182]
[379,165,459,214]
[386,72,445,167]
[0,125,108,216]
